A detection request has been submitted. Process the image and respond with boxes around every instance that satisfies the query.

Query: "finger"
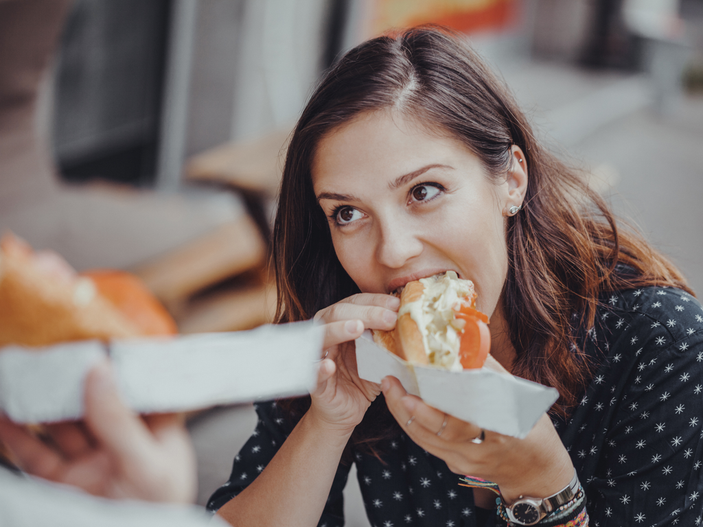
[381,376,429,432]
[313,358,337,396]
[381,375,415,426]
[83,361,154,464]
[400,396,446,436]
[0,416,64,479]
[314,294,399,322]
[140,413,197,503]
[60,451,112,497]
[44,421,94,460]
[382,376,479,447]
[402,396,480,443]
[321,319,364,351]
[143,413,186,437]
[142,412,195,475]
[316,302,397,330]
[339,345,381,400]
[341,293,400,310]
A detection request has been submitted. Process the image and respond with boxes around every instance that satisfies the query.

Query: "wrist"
[498,469,584,526]
[303,407,357,440]
[499,462,574,505]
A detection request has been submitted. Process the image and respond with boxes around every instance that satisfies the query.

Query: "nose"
[374,214,424,269]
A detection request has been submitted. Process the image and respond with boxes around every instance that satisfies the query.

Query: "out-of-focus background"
[1,0,701,523]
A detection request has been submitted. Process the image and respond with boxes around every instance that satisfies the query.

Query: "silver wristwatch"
[505,470,581,526]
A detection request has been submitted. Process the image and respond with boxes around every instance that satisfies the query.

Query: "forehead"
[311,111,475,190]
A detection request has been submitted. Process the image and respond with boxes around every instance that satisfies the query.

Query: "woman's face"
[312,110,526,319]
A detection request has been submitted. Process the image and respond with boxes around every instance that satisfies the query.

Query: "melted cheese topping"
[398,271,475,371]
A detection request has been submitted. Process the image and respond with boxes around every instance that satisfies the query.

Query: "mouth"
[387,269,461,295]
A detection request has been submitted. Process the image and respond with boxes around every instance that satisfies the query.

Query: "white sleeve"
[0,470,228,527]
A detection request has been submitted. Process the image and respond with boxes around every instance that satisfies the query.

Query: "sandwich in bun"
[373,271,490,370]
[0,233,176,347]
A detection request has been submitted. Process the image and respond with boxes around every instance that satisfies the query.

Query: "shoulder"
[560,287,703,461]
[597,286,703,355]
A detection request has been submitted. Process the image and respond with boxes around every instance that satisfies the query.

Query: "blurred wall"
[184,0,340,158]
[49,0,346,187]
[184,0,243,157]
[530,0,592,61]
[52,0,170,185]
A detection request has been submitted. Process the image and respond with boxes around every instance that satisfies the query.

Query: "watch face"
[512,502,541,525]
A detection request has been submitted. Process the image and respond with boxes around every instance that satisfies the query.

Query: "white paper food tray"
[0,322,322,423]
[355,331,558,438]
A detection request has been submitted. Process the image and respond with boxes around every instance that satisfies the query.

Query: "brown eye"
[412,186,428,201]
[336,207,362,225]
[339,208,354,222]
[410,184,441,203]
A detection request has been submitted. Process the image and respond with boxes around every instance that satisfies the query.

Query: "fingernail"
[381,377,390,392]
[387,296,400,309]
[383,311,397,325]
[345,319,363,334]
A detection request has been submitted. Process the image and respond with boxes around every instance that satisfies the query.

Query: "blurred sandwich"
[0,233,176,347]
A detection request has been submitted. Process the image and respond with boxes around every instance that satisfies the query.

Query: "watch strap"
[542,470,581,513]
[503,469,582,525]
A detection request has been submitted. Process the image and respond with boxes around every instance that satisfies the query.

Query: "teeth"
[391,271,455,295]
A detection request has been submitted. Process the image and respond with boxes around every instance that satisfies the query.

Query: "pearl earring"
[508,205,521,216]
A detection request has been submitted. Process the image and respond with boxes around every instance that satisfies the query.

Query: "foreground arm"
[216,293,398,527]
[0,361,196,503]
[216,403,354,527]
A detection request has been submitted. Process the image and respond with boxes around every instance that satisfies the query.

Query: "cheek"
[330,233,376,290]
[454,210,508,314]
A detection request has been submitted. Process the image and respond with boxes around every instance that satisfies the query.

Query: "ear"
[503,145,528,215]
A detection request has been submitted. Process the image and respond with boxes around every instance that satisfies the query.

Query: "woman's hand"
[0,361,196,503]
[381,361,574,504]
[311,293,399,433]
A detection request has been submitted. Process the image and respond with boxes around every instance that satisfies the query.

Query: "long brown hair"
[273,27,691,429]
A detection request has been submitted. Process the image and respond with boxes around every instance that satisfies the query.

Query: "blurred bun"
[83,270,177,337]
[0,233,176,347]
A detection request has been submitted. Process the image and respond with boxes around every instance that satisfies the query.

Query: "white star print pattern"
[562,287,703,527]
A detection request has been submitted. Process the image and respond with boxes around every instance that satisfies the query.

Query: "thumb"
[313,358,336,396]
[84,360,153,463]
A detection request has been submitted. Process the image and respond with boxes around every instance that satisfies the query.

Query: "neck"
[488,300,516,373]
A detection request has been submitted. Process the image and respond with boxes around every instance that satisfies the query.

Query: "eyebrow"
[389,163,452,190]
[316,164,453,204]
[316,191,358,203]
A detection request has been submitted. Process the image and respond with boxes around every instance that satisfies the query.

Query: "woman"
[208,27,703,526]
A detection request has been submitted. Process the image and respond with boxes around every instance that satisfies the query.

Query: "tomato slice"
[457,305,489,323]
[455,307,490,369]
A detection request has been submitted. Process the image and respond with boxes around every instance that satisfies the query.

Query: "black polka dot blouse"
[208,287,703,527]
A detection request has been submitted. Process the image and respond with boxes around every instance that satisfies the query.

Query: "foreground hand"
[381,371,573,504]
[0,361,196,503]
[311,293,399,432]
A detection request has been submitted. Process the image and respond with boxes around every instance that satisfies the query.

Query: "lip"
[386,268,460,294]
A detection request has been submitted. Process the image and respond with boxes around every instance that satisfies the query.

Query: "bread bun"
[82,270,177,337]
[0,233,176,347]
[394,281,430,365]
[373,271,489,370]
